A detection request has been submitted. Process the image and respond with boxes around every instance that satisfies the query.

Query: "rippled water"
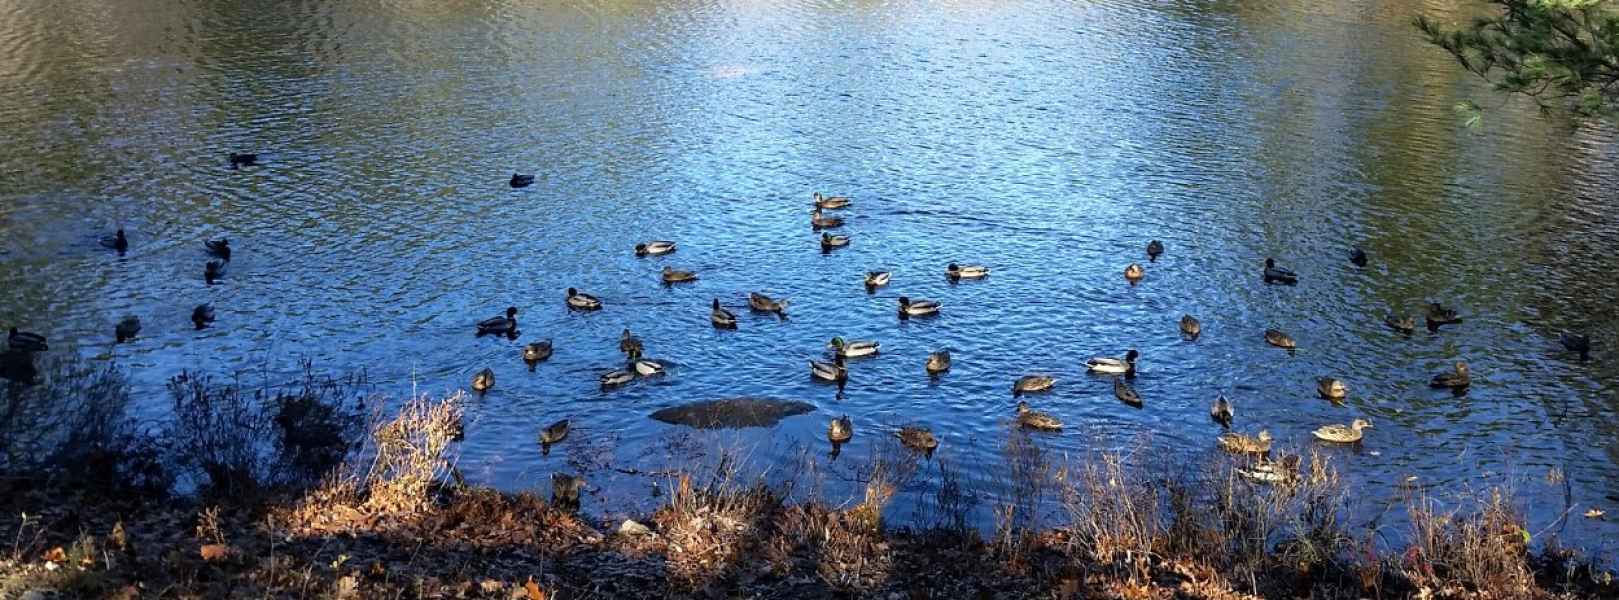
[2,0,1616,549]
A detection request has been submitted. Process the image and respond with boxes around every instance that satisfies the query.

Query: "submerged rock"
[649,397,816,429]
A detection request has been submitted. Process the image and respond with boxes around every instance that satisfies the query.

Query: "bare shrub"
[361,393,462,514]
[1062,450,1163,581]
[1404,486,1536,596]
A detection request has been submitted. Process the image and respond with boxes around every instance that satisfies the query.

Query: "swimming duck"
[897,425,938,453]
[600,368,634,390]
[1086,349,1140,375]
[522,340,553,370]
[898,296,940,318]
[634,359,664,377]
[635,241,676,256]
[1313,419,1372,443]
[661,265,698,283]
[7,328,47,352]
[470,368,495,394]
[1210,394,1233,428]
[748,292,788,317]
[191,304,215,330]
[115,316,141,344]
[946,263,989,280]
[828,415,853,443]
[926,350,951,375]
[813,192,851,209]
[1180,315,1201,339]
[204,238,231,260]
[1123,263,1145,283]
[477,307,519,335]
[1385,314,1417,335]
[566,288,602,311]
[1430,361,1470,389]
[229,152,258,169]
[811,208,844,230]
[509,173,534,188]
[1216,430,1272,455]
[810,356,848,385]
[538,419,569,455]
[551,473,583,510]
[1264,328,1296,349]
[204,259,226,284]
[619,328,644,359]
[820,233,850,251]
[710,299,738,329]
[1560,332,1592,361]
[101,229,128,254]
[864,271,891,289]
[1016,401,1063,430]
[1238,455,1301,485]
[1114,377,1142,407]
[1350,247,1368,267]
[1262,258,1298,285]
[829,337,879,358]
[1012,374,1055,398]
[1317,377,1347,401]
[1425,303,1461,331]
[1146,240,1164,262]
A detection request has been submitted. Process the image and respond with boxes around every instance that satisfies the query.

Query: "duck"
[522,340,553,370]
[566,288,602,311]
[1012,374,1055,398]
[748,292,788,317]
[551,473,583,509]
[101,229,128,254]
[1385,314,1417,335]
[1123,263,1145,283]
[710,299,738,329]
[926,350,951,375]
[946,263,989,280]
[864,271,891,289]
[1429,361,1470,389]
[661,265,698,283]
[619,328,644,359]
[1216,430,1272,455]
[538,419,569,455]
[634,240,676,256]
[7,328,47,352]
[813,192,851,209]
[810,356,848,385]
[1425,302,1461,331]
[1016,401,1063,430]
[634,359,664,377]
[828,415,853,443]
[600,369,634,390]
[1264,328,1296,349]
[477,307,519,336]
[509,173,535,188]
[820,233,850,251]
[829,337,879,358]
[1317,377,1348,401]
[228,152,258,169]
[1180,315,1201,339]
[1560,332,1592,361]
[115,316,141,344]
[1146,240,1164,262]
[1238,455,1301,485]
[204,238,231,260]
[1262,258,1298,285]
[470,368,495,394]
[1086,349,1140,375]
[897,425,938,453]
[1210,394,1233,428]
[1350,247,1368,267]
[204,259,226,284]
[1313,419,1372,443]
[1114,376,1142,407]
[810,208,844,230]
[898,296,940,318]
[191,304,215,330]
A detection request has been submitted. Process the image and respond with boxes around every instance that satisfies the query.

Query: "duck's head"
[634,243,647,254]
[566,287,578,297]
[813,192,823,201]
[1454,362,1469,375]
[830,336,845,348]
[1257,430,1272,442]
[7,327,17,336]
[1016,400,1030,413]
[712,298,720,309]
[116,229,126,240]
[947,262,959,272]
[821,233,832,242]
[506,306,518,318]
[1264,257,1276,268]
[1125,349,1140,362]
[898,296,910,307]
[1352,418,1373,431]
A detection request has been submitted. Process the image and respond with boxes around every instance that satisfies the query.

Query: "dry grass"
[1404,486,1538,597]
[1061,450,1165,581]
[362,393,462,514]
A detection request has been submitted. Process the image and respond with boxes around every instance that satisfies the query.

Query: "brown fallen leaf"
[524,576,547,600]
[199,543,235,561]
[43,546,67,563]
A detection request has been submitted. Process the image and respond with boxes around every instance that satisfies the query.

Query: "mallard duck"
[1264,328,1295,349]
[7,328,47,352]
[926,350,951,375]
[946,263,989,280]
[229,152,257,169]
[101,229,128,253]
[477,307,518,335]
[551,473,583,509]
[619,328,644,359]
[864,271,891,289]
[1425,302,1461,331]
[811,208,844,230]
[509,173,534,188]
[1317,377,1347,401]
[1262,258,1298,285]
[191,304,215,330]
[829,337,879,358]
[1350,247,1368,267]
[1210,394,1233,428]
[1146,240,1164,262]
[115,316,141,344]
[661,265,698,283]
[1086,349,1140,375]
[813,192,851,209]
[820,232,850,250]
[566,288,602,311]
[1012,374,1055,397]
[1238,455,1301,485]
[470,368,495,394]
[810,356,848,384]
[1385,314,1416,334]
[204,259,226,285]
[1313,419,1372,443]
[538,419,569,455]
[522,340,553,369]
[204,238,231,260]
[828,415,853,443]
[1114,377,1142,407]
[898,296,940,318]
[1180,315,1201,339]
[1560,332,1592,361]
[748,292,788,317]
[635,240,676,256]
[898,425,938,453]
[600,369,634,389]
[634,359,664,376]
[1217,430,1272,455]
[1123,263,1145,283]
[1429,361,1470,389]
[710,299,737,329]
[1016,401,1063,430]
